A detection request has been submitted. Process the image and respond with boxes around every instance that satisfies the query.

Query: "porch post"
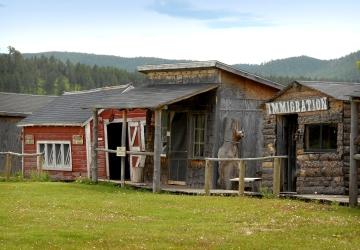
[91,108,99,183]
[349,98,358,207]
[121,109,127,187]
[153,108,162,193]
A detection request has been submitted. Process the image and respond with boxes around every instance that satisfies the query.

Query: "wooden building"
[0,92,55,173]
[262,81,360,194]
[19,85,146,180]
[93,61,283,189]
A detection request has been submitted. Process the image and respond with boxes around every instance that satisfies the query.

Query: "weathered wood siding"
[218,71,279,180]
[0,116,23,173]
[263,84,360,194]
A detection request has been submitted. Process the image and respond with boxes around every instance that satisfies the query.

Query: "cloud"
[149,0,272,28]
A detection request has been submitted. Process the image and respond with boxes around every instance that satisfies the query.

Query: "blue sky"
[0,0,359,64]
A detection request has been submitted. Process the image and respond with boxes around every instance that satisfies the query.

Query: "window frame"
[304,123,337,153]
[191,113,207,158]
[37,140,72,171]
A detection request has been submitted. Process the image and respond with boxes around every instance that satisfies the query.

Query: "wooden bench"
[230,177,262,192]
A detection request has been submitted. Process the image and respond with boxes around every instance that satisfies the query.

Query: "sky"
[0,0,359,64]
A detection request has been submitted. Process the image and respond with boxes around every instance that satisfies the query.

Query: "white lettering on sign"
[266,97,328,115]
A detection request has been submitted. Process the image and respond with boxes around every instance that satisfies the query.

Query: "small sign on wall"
[116,147,126,157]
[72,135,83,145]
[25,135,34,145]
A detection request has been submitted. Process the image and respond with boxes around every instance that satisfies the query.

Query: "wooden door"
[276,115,298,192]
[168,112,188,185]
[127,121,146,168]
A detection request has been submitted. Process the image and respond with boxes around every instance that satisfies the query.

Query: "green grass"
[0,182,359,249]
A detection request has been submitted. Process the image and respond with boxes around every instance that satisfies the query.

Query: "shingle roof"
[297,81,360,101]
[0,92,56,117]
[18,85,131,127]
[92,83,218,110]
[268,81,360,102]
[138,60,284,90]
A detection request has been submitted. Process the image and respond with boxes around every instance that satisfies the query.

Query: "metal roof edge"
[0,111,30,117]
[17,122,84,127]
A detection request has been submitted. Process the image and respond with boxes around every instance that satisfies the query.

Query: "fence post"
[39,154,44,173]
[204,160,211,195]
[5,153,11,181]
[273,158,281,196]
[238,160,245,196]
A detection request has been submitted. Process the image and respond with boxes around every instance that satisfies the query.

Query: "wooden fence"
[0,151,44,180]
[203,156,288,196]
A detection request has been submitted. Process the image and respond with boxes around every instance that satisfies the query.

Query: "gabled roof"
[18,85,131,127]
[268,81,360,102]
[138,60,284,90]
[92,83,218,110]
[0,92,56,117]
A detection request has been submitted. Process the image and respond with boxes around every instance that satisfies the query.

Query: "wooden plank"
[91,108,99,183]
[204,160,211,195]
[273,158,281,196]
[203,156,288,161]
[238,160,245,196]
[5,153,11,181]
[121,110,127,187]
[349,98,358,207]
[153,109,162,193]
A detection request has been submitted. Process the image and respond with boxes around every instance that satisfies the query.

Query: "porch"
[100,179,359,206]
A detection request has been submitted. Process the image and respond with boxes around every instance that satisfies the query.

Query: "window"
[192,114,206,157]
[305,124,337,152]
[38,141,72,170]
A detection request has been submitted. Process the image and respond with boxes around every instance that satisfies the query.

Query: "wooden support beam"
[91,108,99,183]
[121,110,127,188]
[5,153,11,181]
[349,98,358,207]
[273,158,281,196]
[238,160,245,196]
[204,160,211,195]
[153,109,162,193]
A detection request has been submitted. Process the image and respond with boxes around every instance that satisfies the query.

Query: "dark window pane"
[307,125,321,149]
[322,124,337,149]
[305,123,337,151]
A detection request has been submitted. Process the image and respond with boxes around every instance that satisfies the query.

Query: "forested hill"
[24,50,360,84]
[24,52,190,72]
[0,48,146,95]
[233,51,360,83]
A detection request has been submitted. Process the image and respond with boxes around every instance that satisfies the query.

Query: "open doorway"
[106,122,130,180]
[276,114,298,192]
[168,112,188,185]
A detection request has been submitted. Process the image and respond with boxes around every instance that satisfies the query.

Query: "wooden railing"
[203,156,288,196]
[0,151,44,180]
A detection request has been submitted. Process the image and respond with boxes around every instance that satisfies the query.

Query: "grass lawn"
[0,182,359,249]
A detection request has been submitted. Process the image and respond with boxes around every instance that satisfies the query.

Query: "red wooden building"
[18,85,146,180]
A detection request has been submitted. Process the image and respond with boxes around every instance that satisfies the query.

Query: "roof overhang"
[91,83,219,110]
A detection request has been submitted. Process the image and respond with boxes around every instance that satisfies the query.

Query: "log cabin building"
[0,92,55,173]
[92,61,283,189]
[262,81,360,195]
[19,85,146,180]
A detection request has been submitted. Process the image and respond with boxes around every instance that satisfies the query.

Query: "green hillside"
[233,51,360,82]
[24,50,360,84]
[24,52,191,72]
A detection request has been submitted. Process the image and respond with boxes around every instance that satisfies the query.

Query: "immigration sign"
[266,97,328,115]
